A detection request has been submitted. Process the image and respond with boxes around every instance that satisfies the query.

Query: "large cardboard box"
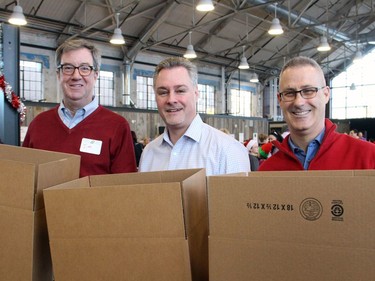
[208,171,375,281]
[43,168,208,281]
[0,144,80,281]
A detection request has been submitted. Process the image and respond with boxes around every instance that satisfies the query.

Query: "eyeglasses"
[279,86,325,102]
[57,64,95,76]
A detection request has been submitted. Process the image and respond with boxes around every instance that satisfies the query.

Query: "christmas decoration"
[0,72,26,123]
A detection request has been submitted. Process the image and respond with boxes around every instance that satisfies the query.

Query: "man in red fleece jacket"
[259,56,375,171]
[23,39,137,177]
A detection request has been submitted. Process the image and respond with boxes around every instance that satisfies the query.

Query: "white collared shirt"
[139,114,250,175]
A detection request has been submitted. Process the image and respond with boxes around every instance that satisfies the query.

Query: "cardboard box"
[0,144,80,281]
[43,168,208,281]
[208,171,375,281]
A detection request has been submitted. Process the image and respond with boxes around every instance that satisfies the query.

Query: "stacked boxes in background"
[43,168,208,281]
[0,144,80,281]
[208,170,375,281]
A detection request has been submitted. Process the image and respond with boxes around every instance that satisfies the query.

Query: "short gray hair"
[55,39,101,71]
[153,57,198,87]
[281,56,322,76]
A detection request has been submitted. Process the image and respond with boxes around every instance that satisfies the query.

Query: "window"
[331,48,375,119]
[230,88,252,116]
[20,60,43,101]
[136,76,156,110]
[95,70,115,106]
[197,84,215,114]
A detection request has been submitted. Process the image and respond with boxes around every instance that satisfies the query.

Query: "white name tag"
[80,138,102,155]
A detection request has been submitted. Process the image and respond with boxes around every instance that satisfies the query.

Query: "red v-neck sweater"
[23,105,137,177]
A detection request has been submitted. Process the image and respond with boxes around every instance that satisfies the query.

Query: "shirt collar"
[288,128,325,153]
[59,95,98,117]
[162,114,202,144]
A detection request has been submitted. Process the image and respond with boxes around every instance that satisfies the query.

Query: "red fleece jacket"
[259,119,375,171]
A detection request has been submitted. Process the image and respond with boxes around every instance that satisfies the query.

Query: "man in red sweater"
[23,39,137,177]
[259,56,375,171]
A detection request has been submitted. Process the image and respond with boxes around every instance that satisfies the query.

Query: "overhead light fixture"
[250,72,259,83]
[353,50,362,63]
[268,4,283,35]
[110,13,125,45]
[8,1,27,26]
[349,83,356,91]
[184,31,197,59]
[196,0,214,12]
[238,46,249,69]
[318,2,331,52]
[317,36,331,52]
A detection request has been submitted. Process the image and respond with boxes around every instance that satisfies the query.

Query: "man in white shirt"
[138,57,250,176]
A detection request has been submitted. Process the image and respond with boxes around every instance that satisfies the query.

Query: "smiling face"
[154,66,198,138]
[57,48,98,111]
[278,64,330,141]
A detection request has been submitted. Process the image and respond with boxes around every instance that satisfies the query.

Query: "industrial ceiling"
[1,0,375,83]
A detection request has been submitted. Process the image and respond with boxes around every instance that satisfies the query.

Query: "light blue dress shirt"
[139,114,250,175]
[58,96,99,129]
[288,129,325,170]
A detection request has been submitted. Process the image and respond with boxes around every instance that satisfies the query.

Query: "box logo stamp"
[299,198,323,221]
[331,200,344,221]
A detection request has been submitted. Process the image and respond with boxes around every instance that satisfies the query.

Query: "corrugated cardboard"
[43,168,208,281]
[0,144,80,281]
[208,171,375,281]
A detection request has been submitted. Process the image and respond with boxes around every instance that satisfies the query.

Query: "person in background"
[259,56,375,171]
[142,136,151,148]
[258,133,269,146]
[349,129,359,139]
[245,139,260,171]
[131,130,143,167]
[268,130,284,156]
[139,57,250,175]
[358,131,367,141]
[23,39,137,177]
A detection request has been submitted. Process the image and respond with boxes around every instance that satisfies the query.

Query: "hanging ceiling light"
[317,36,331,52]
[184,31,197,59]
[317,3,331,52]
[8,1,27,26]
[250,72,259,83]
[238,46,249,69]
[268,4,283,35]
[196,0,214,12]
[110,13,125,45]
[353,50,363,63]
[349,83,356,91]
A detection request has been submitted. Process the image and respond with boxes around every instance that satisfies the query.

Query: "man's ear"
[324,86,330,104]
[277,93,282,103]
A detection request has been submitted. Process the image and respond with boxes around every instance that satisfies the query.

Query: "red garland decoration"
[0,73,26,123]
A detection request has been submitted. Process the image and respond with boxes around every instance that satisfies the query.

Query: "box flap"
[0,144,80,165]
[0,159,36,210]
[0,145,80,211]
[88,168,204,187]
[44,182,186,238]
[208,175,375,248]
[34,159,80,210]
